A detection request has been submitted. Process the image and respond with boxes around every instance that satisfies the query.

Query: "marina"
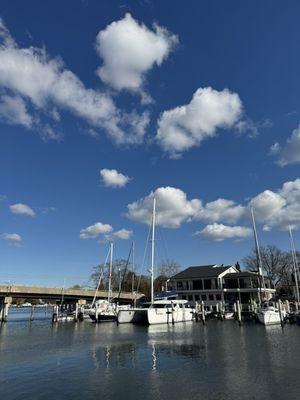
[0,314,300,400]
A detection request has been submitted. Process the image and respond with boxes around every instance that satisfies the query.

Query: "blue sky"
[1,0,300,287]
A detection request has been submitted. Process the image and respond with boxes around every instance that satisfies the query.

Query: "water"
[0,316,299,400]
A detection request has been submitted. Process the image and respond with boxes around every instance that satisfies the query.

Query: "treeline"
[88,259,180,298]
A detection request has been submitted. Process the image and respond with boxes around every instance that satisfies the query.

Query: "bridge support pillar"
[1,297,12,323]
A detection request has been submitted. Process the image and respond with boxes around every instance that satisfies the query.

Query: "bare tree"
[158,259,180,278]
[243,245,293,286]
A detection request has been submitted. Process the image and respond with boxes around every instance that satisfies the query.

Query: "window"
[195,294,200,301]
[204,279,212,289]
[209,294,214,301]
[181,295,187,300]
[216,294,222,301]
[201,294,207,301]
[177,281,183,289]
[193,280,203,290]
[182,281,188,290]
[188,295,193,302]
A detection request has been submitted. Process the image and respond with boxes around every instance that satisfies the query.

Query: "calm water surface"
[0,314,299,400]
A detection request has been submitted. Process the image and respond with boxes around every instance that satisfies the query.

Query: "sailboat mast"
[108,242,113,303]
[131,240,135,295]
[150,197,156,304]
[289,226,300,306]
[250,207,265,301]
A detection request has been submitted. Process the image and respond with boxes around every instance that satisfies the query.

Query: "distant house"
[170,264,275,309]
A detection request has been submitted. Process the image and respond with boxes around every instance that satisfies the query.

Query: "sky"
[1,0,300,287]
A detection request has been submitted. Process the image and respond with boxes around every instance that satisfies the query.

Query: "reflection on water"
[0,317,299,400]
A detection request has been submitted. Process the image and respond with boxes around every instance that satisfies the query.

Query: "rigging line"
[116,242,133,300]
[157,226,169,262]
[92,246,110,307]
[136,223,151,293]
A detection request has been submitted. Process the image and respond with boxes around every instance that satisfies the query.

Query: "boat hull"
[257,310,281,325]
[134,307,194,325]
[117,309,136,324]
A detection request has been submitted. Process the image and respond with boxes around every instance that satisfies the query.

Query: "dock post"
[278,300,284,328]
[1,297,12,323]
[74,302,79,322]
[285,300,290,314]
[30,305,35,321]
[237,300,242,325]
[201,301,206,325]
[52,304,59,323]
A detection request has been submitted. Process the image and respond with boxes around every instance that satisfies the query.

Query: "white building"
[171,264,275,309]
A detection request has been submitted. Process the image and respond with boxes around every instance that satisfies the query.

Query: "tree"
[89,259,132,291]
[158,259,180,278]
[243,245,293,286]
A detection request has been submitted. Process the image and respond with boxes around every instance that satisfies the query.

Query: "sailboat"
[117,241,138,324]
[250,207,283,326]
[132,197,195,325]
[288,227,300,325]
[89,243,119,322]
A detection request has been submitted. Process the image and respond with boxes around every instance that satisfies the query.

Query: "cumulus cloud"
[105,228,133,242]
[194,199,245,224]
[96,13,177,98]
[248,179,300,231]
[195,223,252,241]
[80,222,113,239]
[10,203,35,217]
[272,125,300,166]
[156,87,243,157]
[111,229,133,241]
[249,191,286,221]
[126,178,300,234]
[100,168,130,188]
[126,186,201,228]
[0,17,149,144]
[0,94,33,128]
[1,232,22,242]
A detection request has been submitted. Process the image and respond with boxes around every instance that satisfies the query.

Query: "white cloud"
[249,179,300,231]
[10,203,35,217]
[96,13,177,97]
[0,17,149,144]
[194,199,245,224]
[195,223,252,241]
[100,168,130,188]
[156,87,243,157]
[125,179,300,233]
[80,222,113,239]
[269,142,280,156]
[1,232,22,242]
[0,94,33,128]
[249,190,286,221]
[113,229,133,240]
[126,186,201,228]
[273,125,300,166]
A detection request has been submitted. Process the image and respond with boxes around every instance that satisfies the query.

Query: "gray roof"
[172,265,232,279]
[224,271,258,279]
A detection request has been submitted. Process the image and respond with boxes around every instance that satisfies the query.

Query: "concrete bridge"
[0,284,145,322]
[0,284,144,302]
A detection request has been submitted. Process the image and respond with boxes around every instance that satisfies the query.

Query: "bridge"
[0,284,144,303]
[0,284,145,322]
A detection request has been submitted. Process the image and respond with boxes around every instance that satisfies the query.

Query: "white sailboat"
[132,197,195,325]
[117,241,138,324]
[251,207,282,326]
[289,226,300,324]
[89,243,119,322]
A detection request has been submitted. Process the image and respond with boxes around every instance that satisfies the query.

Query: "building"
[171,264,275,310]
